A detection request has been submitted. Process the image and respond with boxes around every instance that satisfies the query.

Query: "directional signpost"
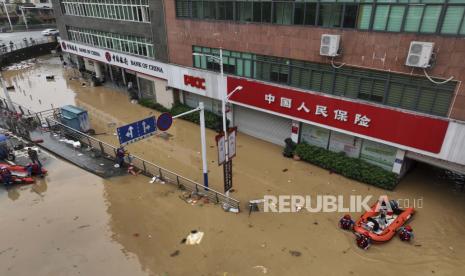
[117,116,157,146]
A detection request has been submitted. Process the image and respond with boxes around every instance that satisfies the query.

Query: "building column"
[393,149,408,176]
[94,61,103,81]
[122,68,127,86]
[291,120,300,143]
[109,66,114,83]
[136,76,142,99]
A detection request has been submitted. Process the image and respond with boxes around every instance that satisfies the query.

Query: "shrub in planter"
[170,104,227,130]
[294,143,398,190]
[138,99,170,113]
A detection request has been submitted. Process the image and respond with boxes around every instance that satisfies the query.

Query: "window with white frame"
[61,0,151,23]
[67,27,155,58]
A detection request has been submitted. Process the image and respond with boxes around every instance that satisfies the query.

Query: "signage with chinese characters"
[215,127,237,166]
[184,75,206,90]
[227,77,449,153]
[60,39,167,80]
[227,127,237,159]
[223,160,233,193]
[216,134,226,166]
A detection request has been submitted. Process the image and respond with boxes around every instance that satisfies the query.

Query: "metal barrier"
[44,118,240,210]
[0,38,53,55]
[0,97,241,210]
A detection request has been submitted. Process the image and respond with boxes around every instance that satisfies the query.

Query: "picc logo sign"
[184,75,206,90]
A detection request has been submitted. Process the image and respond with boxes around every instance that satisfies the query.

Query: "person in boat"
[339,214,355,230]
[399,225,414,242]
[27,148,43,176]
[356,232,371,250]
[378,208,388,230]
[25,163,33,176]
[1,167,13,186]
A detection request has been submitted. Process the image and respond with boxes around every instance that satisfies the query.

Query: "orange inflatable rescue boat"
[353,199,414,243]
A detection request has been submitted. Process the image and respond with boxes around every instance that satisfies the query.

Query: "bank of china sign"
[60,40,167,80]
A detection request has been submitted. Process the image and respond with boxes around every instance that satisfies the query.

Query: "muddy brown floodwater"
[1,55,465,276]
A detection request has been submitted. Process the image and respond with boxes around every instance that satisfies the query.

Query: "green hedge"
[294,143,398,190]
[139,98,170,113]
[139,99,223,130]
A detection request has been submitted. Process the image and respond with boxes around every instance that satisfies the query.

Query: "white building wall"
[438,121,465,165]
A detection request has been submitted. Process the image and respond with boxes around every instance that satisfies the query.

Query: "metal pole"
[0,73,16,113]
[199,102,209,188]
[20,7,28,30]
[219,48,224,75]
[172,104,208,187]
[219,49,232,196]
[2,1,13,32]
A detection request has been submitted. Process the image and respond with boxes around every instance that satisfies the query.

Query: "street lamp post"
[173,102,209,187]
[20,7,28,31]
[1,1,13,32]
[192,50,242,195]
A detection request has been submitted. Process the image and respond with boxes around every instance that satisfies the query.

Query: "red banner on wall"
[227,77,449,153]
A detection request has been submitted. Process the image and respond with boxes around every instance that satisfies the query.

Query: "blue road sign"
[117,116,157,146]
[157,112,173,131]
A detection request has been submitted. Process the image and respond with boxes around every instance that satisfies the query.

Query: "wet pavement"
[29,129,126,178]
[1,55,465,275]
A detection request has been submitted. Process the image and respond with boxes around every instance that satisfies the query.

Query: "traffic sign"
[227,127,237,159]
[117,116,157,146]
[157,112,173,131]
[216,134,225,166]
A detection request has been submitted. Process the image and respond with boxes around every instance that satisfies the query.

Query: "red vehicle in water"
[0,163,46,185]
[353,200,414,243]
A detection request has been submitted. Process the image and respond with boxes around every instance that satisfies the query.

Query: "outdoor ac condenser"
[320,34,340,57]
[405,41,434,68]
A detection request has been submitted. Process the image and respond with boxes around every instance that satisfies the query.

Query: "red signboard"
[184,75,206,90]
[227,77,449,153]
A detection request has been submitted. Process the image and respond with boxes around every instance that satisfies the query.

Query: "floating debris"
[253,265,268,274]
[3,59,37,71]
[185,230,204,245]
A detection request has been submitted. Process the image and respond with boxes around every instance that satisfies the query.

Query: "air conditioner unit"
[405,41,434,68]
[320,34,340,57]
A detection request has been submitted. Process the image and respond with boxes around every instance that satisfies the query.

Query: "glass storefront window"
[67,27,154,58]
[62,0,150,23]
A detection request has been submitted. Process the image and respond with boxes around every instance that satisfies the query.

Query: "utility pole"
[192,50,244,194]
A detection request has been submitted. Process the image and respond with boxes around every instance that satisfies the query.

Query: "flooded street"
[1,56,465,275]
[0,156,147,276]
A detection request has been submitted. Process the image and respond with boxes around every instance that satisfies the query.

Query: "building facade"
[54,0,465,176]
